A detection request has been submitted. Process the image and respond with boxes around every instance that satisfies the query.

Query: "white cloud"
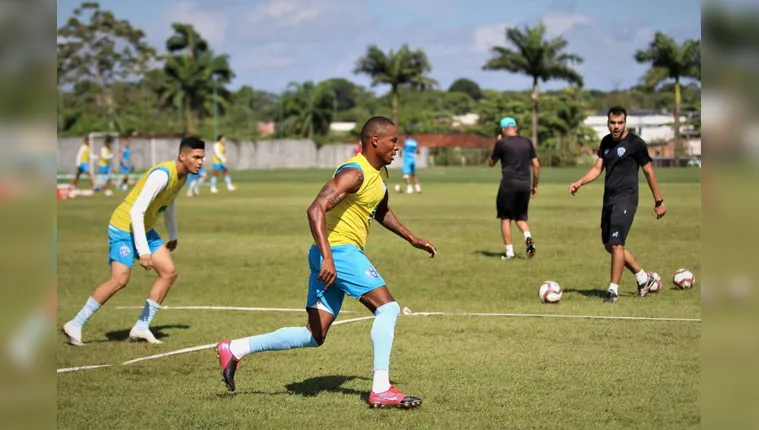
[542,13,593,38]
[234,43,295,70]
[243,0,368,40]
[473,23,510,53]
[156,1,229,47]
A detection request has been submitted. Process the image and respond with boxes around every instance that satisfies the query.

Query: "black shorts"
[496,188,530,221]
[601,202,637,246]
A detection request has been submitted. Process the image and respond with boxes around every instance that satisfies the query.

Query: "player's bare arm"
[375,192,437,258]
[306,168,364,286]
[570,157,604,195]
[531,157,540,196]
[641,162,666,218]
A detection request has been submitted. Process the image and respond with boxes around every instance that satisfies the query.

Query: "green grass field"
[57,167,701,429]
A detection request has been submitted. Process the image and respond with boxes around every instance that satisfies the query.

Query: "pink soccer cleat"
[216,340,240,392]
[368,385,422,409]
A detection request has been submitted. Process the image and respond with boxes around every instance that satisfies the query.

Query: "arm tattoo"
[317,185,347,209]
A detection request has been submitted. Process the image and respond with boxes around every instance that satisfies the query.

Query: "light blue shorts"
[213,163,227,171]
[306,244,386,318]
[108,225,164,268]
[120,163,131,174]
[402,160,416,175]
[78,163,89,174]
[98,165,111,175]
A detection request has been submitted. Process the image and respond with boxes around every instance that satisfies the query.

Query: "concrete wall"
[57,137,428,173]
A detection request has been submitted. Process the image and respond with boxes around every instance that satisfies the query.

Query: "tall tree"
[482,22,583,145]
[635,32,700,161]
[57,1,156,130]
[280,80,336,139]
[158,23,234,134]
[354,44,437,125]
[448,78,483,101]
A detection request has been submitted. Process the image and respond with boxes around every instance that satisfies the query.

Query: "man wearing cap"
[487,116,539,259]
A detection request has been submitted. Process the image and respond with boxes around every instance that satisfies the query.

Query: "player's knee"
[605,243,623,254]
[111,274,130,290]
[160,266,178,282]
[311,333,327,346]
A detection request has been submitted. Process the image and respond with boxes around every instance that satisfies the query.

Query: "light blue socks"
[371,302,400,371]
[72,297,101,327]
[230,327,320,359]
[134,299,161,330]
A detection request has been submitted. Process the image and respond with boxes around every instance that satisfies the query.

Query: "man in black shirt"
[488,116,540,259]
[570,106,667,303]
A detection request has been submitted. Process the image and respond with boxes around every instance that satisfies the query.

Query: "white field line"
[58,308,699,373]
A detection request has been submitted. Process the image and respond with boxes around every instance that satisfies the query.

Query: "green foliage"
[448,78,483,101]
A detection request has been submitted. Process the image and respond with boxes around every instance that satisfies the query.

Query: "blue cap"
[499,117,517,128]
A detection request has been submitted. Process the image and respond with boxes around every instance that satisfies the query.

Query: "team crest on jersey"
[365,267,380,279]
[617,147,626,157]
[120,245,131,257]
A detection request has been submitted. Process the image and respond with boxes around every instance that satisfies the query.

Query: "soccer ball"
[394,184,402,193]
[647,272,662,293]
[538,281,563,303]
[673,269,695,289]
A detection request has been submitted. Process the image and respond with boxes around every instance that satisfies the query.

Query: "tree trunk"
[673,77,681,165]
[184,93,195,134]
[391,85,399,126]
[531,77,539,145]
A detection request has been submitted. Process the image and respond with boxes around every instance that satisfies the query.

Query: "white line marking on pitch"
[58,309,699,373]
[57,364,111,373]
[115,305,356,314]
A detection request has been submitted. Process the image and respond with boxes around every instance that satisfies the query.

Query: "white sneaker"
[227,184,236,191]
[104,189,113,197]
[193,186,200,196]
[63,321,84,346]
[501,254,515,260]
[211,187,219,194]
[129,326,163,344]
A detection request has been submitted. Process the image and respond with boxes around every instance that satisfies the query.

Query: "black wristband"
[655,199,664,207]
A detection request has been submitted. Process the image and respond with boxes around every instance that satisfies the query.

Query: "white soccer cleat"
[129,326,163,344]
[63,321,84,346]
[104,189,113,197]
[227,184,236,191]
[211,187,219,194]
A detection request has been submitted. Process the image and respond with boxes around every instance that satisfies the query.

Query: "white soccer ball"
[394,184,402,193]
[539,281,563,303]
[673,269,696,289]
[647,272,662,293]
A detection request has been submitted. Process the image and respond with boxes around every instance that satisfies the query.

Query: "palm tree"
[635,32,700,161]
[482,22,583,146]
[354,44,437,126]
[158,23,234,134]
[279,80,336,139]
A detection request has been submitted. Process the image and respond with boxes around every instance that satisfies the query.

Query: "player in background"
[215,116,436,409]
[488,117,539,259]
[186,155,208,197]
[96,135,115,197]
[62,137,206,345]
[70,136,95,191]
[119,136,132,191]
[210,134,236,193]
[401,131,422,194]
[569,106,666,303]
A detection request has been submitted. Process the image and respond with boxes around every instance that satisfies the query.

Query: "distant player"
[62,137,206,345]
[569,106,666,303]
[488,117,539,259]
[186,156,208,197]
[210,134,236,193]
[119,136,132,191]
[70,136,95,191]
[215,116,436,409]
[401,131,422,194]
[96,135,115,197]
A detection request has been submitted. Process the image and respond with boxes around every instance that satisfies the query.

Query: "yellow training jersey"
[78,144,90,164]
[325,154,388,250]
[109,161,186,232]
[213,141,225,164]
[98,146,112,167]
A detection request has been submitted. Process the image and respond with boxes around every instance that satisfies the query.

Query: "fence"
[57,137,430,174]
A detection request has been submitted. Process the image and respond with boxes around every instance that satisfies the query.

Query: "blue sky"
[58,0,701,94]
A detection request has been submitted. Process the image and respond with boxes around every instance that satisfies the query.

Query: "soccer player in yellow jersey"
[96,135,115,197]
[62,137,206,346]
[210,134,236,193]
[216,117,437,409]
[70,136,95,191]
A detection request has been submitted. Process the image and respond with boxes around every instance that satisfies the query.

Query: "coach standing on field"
[570,106,666,303]
[488,116,539,260]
